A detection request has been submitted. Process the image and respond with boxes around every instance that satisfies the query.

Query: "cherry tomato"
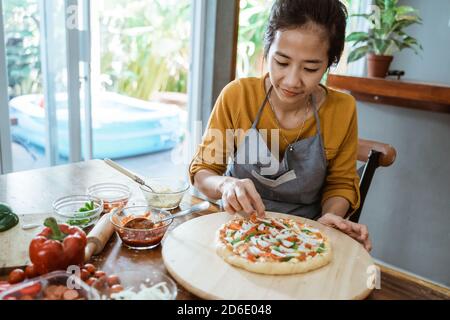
[19,282,42,297]
[85,277,97,286]
[92,276,107,291]
[80,269,90,281]
[83,264,96,274]
[8,269,25,284]
[107,275,121,287]
[110,284,124,293]
[25,264,38,279]
[94,270,106,278]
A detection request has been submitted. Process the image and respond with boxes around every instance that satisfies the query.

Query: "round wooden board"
[162,212,374,300]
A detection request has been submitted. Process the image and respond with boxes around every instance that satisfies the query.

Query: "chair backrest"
[347,139,397,223]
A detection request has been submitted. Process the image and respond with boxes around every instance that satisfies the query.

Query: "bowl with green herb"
[52,195,103,229]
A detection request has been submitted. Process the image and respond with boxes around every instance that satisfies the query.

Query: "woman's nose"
[284,68,303,88]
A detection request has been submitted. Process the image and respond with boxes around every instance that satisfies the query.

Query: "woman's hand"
[219,178,266,217]
[317,213,372,251]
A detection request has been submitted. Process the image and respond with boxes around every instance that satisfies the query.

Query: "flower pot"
[367,54,393,78]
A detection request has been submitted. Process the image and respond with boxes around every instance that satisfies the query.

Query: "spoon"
[104,158,156,192]
[152,201,211,225]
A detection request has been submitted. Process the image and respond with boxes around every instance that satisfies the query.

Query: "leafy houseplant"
[346,0,422,78]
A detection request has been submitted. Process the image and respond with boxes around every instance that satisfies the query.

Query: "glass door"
[0,0,87,173]
[89,0,192,179]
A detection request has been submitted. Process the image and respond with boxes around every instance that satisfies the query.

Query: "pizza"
[215,215,332,275]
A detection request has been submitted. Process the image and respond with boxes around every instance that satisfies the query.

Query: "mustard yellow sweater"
[189,75,360,212]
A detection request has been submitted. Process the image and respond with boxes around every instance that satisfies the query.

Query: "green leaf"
[395,5,416,15]
[244,232,257,242]
[231,238,242,245]
[316,243,326,254]
[350,13,373,20]
[345,32,369,43]
[347,46,369,63]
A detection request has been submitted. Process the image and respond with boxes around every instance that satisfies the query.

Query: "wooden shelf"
[326,74,450,114]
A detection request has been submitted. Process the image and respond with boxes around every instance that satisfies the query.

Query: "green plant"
[236,0,272,78]
[100,0,190,100]
[3,0,41,98]
[346,0,422,63]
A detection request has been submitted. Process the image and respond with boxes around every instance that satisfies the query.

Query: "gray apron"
[225,87,327,220]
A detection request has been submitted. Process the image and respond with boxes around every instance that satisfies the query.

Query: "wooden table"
[1,160,448,300]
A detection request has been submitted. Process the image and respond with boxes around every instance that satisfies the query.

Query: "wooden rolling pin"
[84,208,118,262]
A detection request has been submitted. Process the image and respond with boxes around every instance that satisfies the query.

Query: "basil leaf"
[231,238,242,245]
[244,232,257,242]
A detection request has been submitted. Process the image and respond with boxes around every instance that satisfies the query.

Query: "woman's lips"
[281,88,301,97]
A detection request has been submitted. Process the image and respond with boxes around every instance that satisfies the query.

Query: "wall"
[357,0,450,286]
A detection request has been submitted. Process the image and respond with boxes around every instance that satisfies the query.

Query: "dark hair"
[264,0,348,68]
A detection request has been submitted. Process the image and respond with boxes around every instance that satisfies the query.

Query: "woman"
[189,0,372,251]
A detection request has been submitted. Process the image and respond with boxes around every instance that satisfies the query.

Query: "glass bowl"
[140,177,190,210]
[110,205,173,250]
[53,195,103,229]
[0,271,100,300]
[87,183,131,213]
[97,269,177,300]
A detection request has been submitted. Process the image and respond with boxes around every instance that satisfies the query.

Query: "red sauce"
[103,198,129,214]
[117,217,167,248]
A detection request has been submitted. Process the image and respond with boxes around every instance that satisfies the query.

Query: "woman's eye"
[305,68,319,73]
[275,60,288,67]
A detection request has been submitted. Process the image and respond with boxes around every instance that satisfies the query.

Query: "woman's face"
[267,24,329,107]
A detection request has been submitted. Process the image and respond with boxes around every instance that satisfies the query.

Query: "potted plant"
[346,0,422,78]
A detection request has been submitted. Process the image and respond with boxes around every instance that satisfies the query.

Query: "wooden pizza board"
[162,212,375,300]
[0,213,50,273]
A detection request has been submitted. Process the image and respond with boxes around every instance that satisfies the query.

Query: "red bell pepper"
[29,217,87,275]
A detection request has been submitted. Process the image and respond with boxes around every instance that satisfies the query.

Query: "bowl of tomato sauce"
[110,206,173,250]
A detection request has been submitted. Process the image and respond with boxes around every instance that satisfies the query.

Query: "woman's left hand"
[317,213,372,252]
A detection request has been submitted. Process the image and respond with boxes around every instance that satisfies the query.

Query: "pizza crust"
[215,224,332,275]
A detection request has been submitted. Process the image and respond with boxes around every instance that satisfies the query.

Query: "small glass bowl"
[110,205,173,250]
[87,183,131,213]
[53,195,103,229]
[0,271,100,300]
[140,178,190,210]
[98,270,177,300]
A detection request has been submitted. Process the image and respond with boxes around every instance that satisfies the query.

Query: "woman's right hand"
[219,178,266,217]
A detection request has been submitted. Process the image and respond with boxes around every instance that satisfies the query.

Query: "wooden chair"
[347,139,397,223]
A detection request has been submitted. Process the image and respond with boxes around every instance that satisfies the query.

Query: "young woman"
[189,0,371,251]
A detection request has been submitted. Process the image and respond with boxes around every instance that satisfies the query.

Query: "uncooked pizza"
[215,215,332,275]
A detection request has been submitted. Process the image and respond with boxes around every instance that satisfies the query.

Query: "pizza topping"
[248,246,264,256]
[281,239,294,248]
[220,217,328,263]
[270,249,286,258]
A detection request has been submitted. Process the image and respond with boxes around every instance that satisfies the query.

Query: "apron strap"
[311,92,327,159]
[311,94,322,136]
[251,86,273,129]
